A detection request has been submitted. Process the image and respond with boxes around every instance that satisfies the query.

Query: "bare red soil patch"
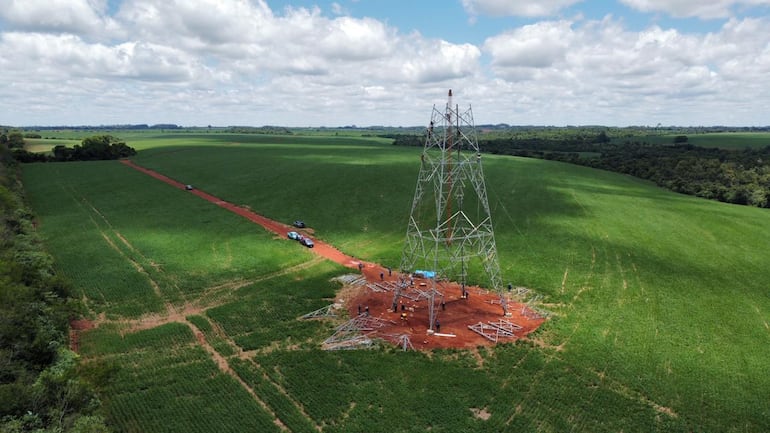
[346,264,544,350]
[120,159,546,350]
[69,318,95,352]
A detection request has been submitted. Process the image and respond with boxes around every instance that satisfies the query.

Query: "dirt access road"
[120,159,545,350]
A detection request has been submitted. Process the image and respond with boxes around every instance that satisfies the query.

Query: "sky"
[1,0,769,127]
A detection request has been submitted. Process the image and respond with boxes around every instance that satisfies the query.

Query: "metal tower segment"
[394,90,508,330]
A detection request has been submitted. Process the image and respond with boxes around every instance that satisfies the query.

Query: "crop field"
[21,132,770,432]
[634,132,770,148]
[23,137,81,153]
[22,160,313,317]
[78,322,285,432]
[684,132,770,149]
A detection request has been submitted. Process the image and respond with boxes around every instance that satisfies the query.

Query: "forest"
[390,128,770,208]
[0,144,110,432]
[3,134,136,163]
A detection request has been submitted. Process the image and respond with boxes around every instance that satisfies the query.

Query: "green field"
[685,132,770,149]
[23,137,81,153]
[21,133,770,432]
[629,132,770,148]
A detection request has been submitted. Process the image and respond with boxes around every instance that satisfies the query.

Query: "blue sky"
[1,0,770,126]
[304,1,737,64]
[272,1,729,40]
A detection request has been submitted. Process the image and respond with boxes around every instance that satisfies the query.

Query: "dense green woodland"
[0,144,110,432]
[1,132,136,163]
[581,143,770,206]
[391,128,770,207]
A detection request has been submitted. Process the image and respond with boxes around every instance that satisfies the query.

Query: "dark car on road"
[301,237,314,248]
[293,220,306,228]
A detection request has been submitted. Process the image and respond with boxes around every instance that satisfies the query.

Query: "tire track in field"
[505,333,678,429]
[96,255,326,333]
[88,308,319,431]
[183,320,292,433]
[244,357,323,432]
[55,178,173,314]
[80,198,177,315]
[62,178,174,303]
[587,366,678,418]
[81,198,188,307]
[192,255,326,309]
[81,249,324,430]
[185,315,322,432]
[531,244,678,426]
[53,179,111,311]
[504,242,597,428]
[527,244,596,352]
[61,162,323,431]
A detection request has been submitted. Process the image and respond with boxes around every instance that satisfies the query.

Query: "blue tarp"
[413,270,436,279]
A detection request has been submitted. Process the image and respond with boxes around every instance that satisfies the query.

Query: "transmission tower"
[392,90,507,332]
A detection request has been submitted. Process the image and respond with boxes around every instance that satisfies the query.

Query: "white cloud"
[116,0,275,48]
[462,0,583,17]
[318,17,394,61]
[400,39,481,83]
[0,0,120,37]
[484,21,574,68]
[0,0,485,126]
[620,0,770,19]
[478,15,770,125]
[0,0,768,126]
[0,32,206,82]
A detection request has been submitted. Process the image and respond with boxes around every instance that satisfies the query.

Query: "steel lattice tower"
[393,90,507,332]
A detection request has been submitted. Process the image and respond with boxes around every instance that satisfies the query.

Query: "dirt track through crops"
[120,159,546,350]
[121,159,364,269]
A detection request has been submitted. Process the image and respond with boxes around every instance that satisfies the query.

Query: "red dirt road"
[121,159,363,268]
[120,159,545,350]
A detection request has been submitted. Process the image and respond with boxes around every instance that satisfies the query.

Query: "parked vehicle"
[287,231,300,240]
[293,220,306,228]
[185,184,194,190]
[301,237,314,248]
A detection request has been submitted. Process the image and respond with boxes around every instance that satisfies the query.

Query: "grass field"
[629,132,770,148]
[685,132,770,149]
[21,132,770,432]
[22,160,313,317]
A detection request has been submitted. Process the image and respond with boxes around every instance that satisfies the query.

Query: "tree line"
[389,132,770,208]
[2,133,136,163]
[12,124,180,131]
[577,142,770,207]
[0,144,112,432]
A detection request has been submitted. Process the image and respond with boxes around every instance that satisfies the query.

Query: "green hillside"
[21,134,770,432]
